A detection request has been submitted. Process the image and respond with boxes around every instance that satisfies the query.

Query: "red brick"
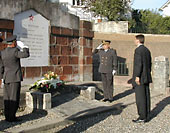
[86,56,92,64]
[73,29,79,37]
[51,26,61,35]
[60,75,67,81]
[79,20,92,30]
[21,67,26,78]
[69,56,78,64]
[61,46,71,55]
[63,66,72,74]
[0,32,5,40]
[83,65,92,73]
[0,20,14,29]
[54,66,63,75]
[50,56,58,65]
[90,31,94,38]
[56,37,68,45]
[79,29,94,38]
[7,32,13,38]
[72,47,79,55]
[60,75,72,81]
[50,46,60,56]
[50,35,56,44]
[85,39,93,47]
[61,27,73,36]
[84,47,92,56]
[26,67,41,78]
[50,46,55,55]
[72,66,78,74]
[79,59,85,64]
[79,37,86,46]
[89,39,93,47]
[42,66,55,75]
[0,43,7,51]
[58,56,69,65]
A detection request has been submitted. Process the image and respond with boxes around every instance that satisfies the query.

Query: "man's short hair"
[135,34,145,44]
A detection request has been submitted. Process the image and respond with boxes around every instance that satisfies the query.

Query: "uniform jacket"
[132,45,152,87]
[0,47,30,83]
[94,48,117,73]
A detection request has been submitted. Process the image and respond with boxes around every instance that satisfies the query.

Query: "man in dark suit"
[93,40,117,102]
[132,34,152,123]
[0,35,30,122]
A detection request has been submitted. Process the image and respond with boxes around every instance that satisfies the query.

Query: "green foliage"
[129,9,170,34]
[89,0,129,21]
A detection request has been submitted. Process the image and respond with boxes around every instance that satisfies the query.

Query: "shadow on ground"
[112,88,135,101]
[150,96,170,121]
[0,109,47,131]
[52,83,103,108]
[57,103,127,133]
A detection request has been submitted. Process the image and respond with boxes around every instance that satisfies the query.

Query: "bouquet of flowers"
[29,71,65,93]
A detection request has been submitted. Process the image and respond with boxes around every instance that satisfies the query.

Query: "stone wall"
[0,1,94,85]
[93,21,128,34]
[0,0,79,29]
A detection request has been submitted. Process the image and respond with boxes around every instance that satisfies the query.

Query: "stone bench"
[80,86,96,100]
[26,91,51,110]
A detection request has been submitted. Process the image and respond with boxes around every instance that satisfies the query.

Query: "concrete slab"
[9,93,123,133]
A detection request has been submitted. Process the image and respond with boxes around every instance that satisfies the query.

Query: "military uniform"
[0,35,30,122]
[93,41,117,101]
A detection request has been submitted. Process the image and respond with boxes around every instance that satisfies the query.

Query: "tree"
[129,9,170,34]
[88,0,130,21]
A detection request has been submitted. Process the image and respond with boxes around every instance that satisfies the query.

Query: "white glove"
[23,45,28,48]
[17,41,28,50]
[96,43,103,49]
[112,70,116,75]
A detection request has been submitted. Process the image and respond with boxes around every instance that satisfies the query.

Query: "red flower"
[46,84,49,88]
[57,83,61,86]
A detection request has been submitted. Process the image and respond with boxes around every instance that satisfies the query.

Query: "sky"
[131,0,168,10]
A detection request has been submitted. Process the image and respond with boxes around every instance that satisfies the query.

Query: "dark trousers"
[101,73,113,100]
[135,84,151,120]
[3,82,21,120]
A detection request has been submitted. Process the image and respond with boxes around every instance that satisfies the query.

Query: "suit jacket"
[132,45,152,87]
[94,48,117,73]
[0,47,30,83]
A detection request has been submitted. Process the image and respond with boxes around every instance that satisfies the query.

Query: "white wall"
[93,21,128,34]
[162,4,170,17]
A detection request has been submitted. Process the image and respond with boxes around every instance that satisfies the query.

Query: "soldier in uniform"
[93,40,117,102]
[0,35,30,122]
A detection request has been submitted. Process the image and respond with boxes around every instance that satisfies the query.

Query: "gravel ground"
[0,85,169,133]
[41,94,170,133]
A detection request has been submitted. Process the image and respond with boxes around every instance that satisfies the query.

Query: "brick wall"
[0,19,94,84]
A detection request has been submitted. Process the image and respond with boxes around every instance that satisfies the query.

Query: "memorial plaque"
[14,9,50,66]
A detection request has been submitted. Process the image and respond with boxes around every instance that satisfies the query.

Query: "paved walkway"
[0,82,168,132]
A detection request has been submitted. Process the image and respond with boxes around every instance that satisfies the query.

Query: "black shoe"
[13,117,21,122]
[107,99,113,103]
[5,117,21,122]
[144,118,150,123]
[102,99,109,102]
[132,118,145,123]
